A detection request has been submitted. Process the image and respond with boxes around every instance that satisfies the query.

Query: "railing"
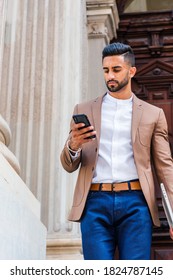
[0,114,47,259]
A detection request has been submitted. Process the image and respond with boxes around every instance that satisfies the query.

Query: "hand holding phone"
[72,114,96,139]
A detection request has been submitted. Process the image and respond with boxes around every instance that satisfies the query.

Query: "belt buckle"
[111,182,126,192]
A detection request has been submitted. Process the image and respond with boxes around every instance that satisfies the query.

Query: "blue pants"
[80,190,153,260]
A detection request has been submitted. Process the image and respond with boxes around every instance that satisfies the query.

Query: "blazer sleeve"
[60,105,82,173]
[151,109,173,208]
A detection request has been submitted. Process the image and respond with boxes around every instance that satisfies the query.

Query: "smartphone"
[72,114,96,139]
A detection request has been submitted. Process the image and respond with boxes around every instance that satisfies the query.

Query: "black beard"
[106,78,129,92]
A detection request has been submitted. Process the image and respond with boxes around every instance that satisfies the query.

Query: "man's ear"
[129,66,136,78]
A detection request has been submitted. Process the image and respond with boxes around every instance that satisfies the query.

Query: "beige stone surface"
[0,153,47,259]
[46,238,83,260]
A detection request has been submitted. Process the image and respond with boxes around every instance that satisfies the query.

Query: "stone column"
[47,0,88,259]
[0,0,88,259]
[0,0,6,80]
[86,0,119,99]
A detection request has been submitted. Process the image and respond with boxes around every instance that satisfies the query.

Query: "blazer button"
[92,167,94,171]
[95,148,97,152]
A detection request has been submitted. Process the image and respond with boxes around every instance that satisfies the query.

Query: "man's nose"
[108,71,115,80]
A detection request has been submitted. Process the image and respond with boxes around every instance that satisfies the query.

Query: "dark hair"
[102,42,135,66]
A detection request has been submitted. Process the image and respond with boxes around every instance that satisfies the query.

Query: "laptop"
[160,183,173,228]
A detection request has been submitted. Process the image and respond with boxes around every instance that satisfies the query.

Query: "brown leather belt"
[90,180,141,192]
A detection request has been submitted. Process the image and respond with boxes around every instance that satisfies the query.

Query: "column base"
[46,238,83,260]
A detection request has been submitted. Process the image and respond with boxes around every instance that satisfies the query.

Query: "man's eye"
[113,69,120,73]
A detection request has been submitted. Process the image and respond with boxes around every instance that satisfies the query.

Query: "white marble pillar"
[0,0,88,259]
[47,0,88,259]
[52,0,88,238]
[86,0,119,99]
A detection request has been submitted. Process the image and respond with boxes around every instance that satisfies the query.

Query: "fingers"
[69,122,96,150]
[73,123,86,131]
[72,122,96,138]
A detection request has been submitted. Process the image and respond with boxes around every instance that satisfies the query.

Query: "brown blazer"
[60,94,173,227]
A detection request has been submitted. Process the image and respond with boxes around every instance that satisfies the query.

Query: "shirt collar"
[105,92,133,105]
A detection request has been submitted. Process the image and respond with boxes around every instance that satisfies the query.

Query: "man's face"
[102,55,136,93]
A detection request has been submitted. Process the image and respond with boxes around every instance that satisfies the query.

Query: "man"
[60,42,173,260]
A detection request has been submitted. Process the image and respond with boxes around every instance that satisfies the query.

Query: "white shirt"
[92,93,138,183]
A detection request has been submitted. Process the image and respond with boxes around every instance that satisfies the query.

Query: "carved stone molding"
[46,238,82,260]
[86,0,119,43]
[0,115,20,174]
[0,114,11,145]
[0,142,20,174]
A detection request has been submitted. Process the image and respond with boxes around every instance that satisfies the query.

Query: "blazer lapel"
[91,94,105,142]
[132,94,143,143]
